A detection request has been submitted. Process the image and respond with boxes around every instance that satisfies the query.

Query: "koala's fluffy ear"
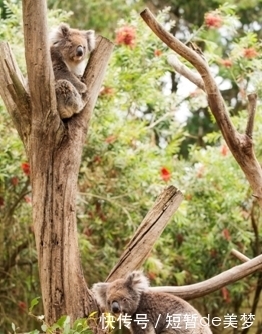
[49,23,70,45]
[125,271,149,293]
[91,282,109,308]
[84,30,96,52]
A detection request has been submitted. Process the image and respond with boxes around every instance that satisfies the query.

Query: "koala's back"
[132,292,211,334]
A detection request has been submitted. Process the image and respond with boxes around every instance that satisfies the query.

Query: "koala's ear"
[91,282,109,308]
[84,30,96,52]
[59,23,70,37]
[125,271,149,293]
[49,23,70,45]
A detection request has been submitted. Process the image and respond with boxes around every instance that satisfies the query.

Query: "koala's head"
[92,271,149,316]
[49,23,95,65]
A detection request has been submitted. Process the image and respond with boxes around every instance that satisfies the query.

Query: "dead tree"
[0,0,262,329]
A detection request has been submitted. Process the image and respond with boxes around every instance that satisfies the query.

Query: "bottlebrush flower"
[115,26,136,47]
[11,176,19,186]
[21,162,30,176]
[221,287,231,303]
[242,48,258,59]
[222,228,231,241]
[18,301,27,313]
[220,144,229,156]
[160,167,171,182]
[154,49,162,57]
[219,59,233,68]
[204,12,223,28]
[100,86,115,97]
[105,135,117,144]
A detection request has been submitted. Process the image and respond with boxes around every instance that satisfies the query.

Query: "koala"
[92,271,212,334]
[49,23,95,119]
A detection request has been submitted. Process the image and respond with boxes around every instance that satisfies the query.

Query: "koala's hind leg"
[55,80,85,119]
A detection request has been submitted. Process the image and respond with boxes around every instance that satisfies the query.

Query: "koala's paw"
[55,80,86,119]
[75,80,87,94]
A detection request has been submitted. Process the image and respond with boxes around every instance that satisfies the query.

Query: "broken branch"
[106,186,184,282]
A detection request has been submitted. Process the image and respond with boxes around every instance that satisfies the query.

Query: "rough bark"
[141,8,262,207]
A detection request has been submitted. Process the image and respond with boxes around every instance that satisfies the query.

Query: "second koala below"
[92,271,212,334]
[50,23,95,119]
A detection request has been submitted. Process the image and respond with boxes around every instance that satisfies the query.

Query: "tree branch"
[167,54,205,91]
[106,186,183,282]
[231,248,250,262]
[0,42,31,154]
[22,0,58,127]
[149,254,262,300]
[140,8,262,206]
[77,35,114,131]
[245,93,257,138]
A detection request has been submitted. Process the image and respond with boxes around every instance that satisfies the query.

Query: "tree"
[0,0,114,326]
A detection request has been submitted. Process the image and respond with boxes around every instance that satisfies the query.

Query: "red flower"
[220,144,229,156]
[219,59,233,68]
[115,26,136,47]
[11,176,19,186]
[160,167,171,182]
[18,301,27,313]
[222,228,231,241]
[154,49,162,57]
[105,135,117,144]
[21,162,30,176]
[221,287,231,303]
[204,12,223,28]
[242,48,258,59]
[100,86,115,97]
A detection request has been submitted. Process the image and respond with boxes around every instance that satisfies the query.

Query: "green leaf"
[29,297,40,312]
[56,315,70,328]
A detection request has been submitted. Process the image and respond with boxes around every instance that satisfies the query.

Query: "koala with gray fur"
[92,271,212,334]
[49,23,95,119]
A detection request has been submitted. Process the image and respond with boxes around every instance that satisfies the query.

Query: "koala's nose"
[111,301,120,314]
[76,45,84,57]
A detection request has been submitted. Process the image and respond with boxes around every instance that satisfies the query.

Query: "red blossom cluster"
[204,12,223,28]
[220,144,229,156]
[219,59,233,68]
[160,167,171,182]
[21,162,30,176]
[154,49,162,57]
[18,301,27,313]
[242,48,258,59]
[115,26,136,47]
[105,135,117,144]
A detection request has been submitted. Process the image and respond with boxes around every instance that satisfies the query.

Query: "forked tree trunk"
[0,0,114,325]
